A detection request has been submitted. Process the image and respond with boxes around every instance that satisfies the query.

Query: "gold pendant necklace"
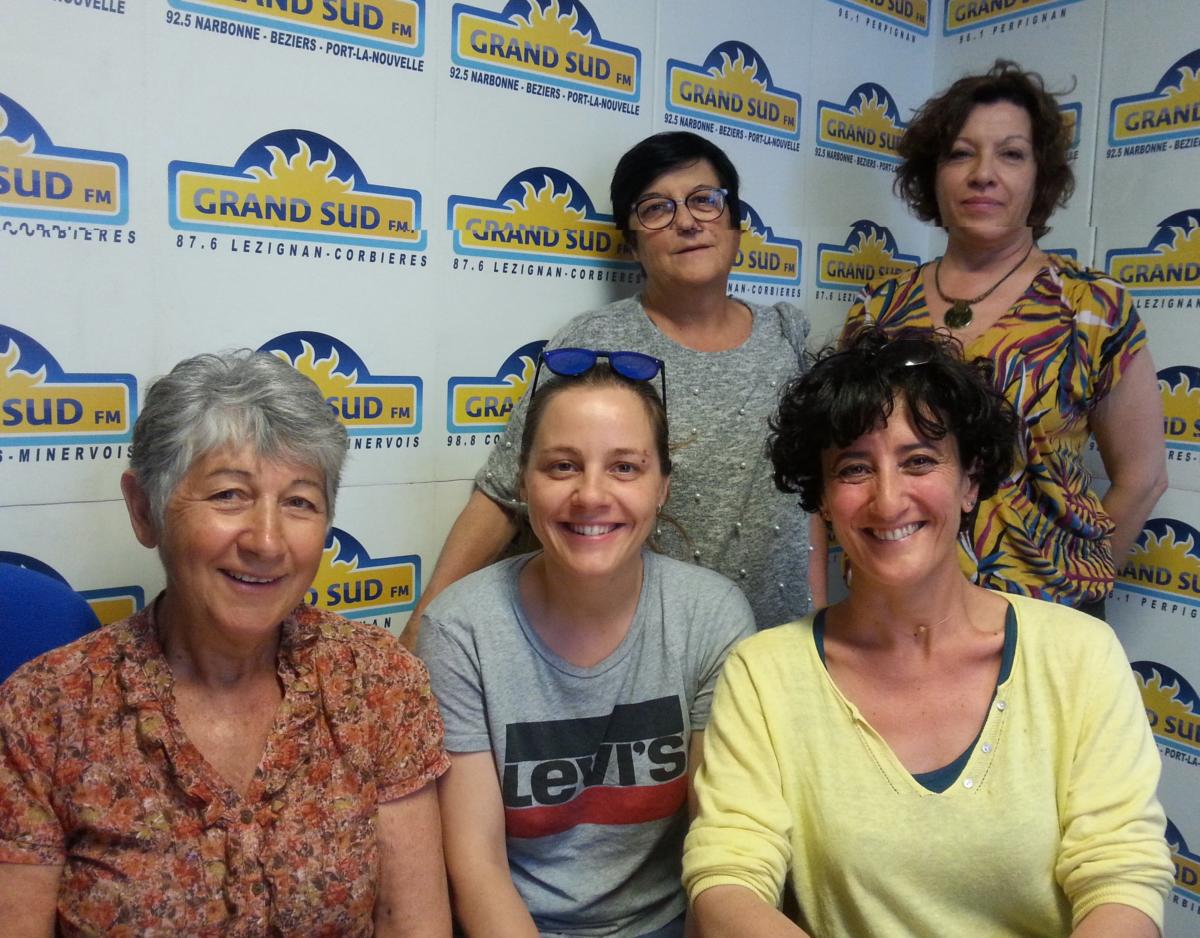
[934,243,1035,330]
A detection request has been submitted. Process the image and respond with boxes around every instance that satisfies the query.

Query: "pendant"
[945,300,973,329]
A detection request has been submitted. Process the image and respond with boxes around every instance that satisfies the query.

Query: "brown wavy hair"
[895,60,1074,240]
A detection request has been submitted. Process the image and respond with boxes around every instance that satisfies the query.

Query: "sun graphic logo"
[666,41,801,140]
[729,202,801,287]
[169,0,424,53]
[304,528,419,618]
[816,220,921,292]
[1105,210,1200,296]
[447,341,546,434]
[1166,819,1200,910]
[1060,101,1081,154]
[1109,49,1200,147]
[0,326,135,448]
[260,332,421,436]
[1118,518,1200,608]
[943,0,1081,35]
[1133,661,1200,764]
[452,0,639,99]
[0,551,143,627]
[0,93,127,225]
[816,83,908,164]
[826,0,929,33]
[169,130,424,250]
[448,167,633,267]
[1160,366,1200,455]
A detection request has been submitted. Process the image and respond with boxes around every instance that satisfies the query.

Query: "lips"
[868,522,923,542]
[565,522,619,537]
[223,570,283,584]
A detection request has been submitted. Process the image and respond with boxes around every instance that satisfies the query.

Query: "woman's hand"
[437,751,541,938]
[0,863,61,938]
[1092,349,1168,564]
[374,783,452,937]
[691,884,810,937]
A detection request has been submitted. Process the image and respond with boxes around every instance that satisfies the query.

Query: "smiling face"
[521,384,669,585]
[820,399,977,595]
[935,100,1038,242]
[128,444,329,645]
[629,158,742,291]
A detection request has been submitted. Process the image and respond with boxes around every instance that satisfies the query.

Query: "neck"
[641,281,732,329]
[519,553,644,663]
[833,567,980,650]
[942,228,1036,273]
[156,592,280,688]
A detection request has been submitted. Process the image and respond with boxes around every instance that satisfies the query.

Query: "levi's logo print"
[502,695,686,837]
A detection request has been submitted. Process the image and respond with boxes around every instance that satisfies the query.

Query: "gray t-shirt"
[417,550,755,938]
[476,295,811,628]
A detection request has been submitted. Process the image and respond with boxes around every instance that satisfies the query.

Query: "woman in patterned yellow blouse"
[843,60,1167,618]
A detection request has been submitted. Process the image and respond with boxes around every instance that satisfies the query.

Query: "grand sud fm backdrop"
[2,0,1198,926]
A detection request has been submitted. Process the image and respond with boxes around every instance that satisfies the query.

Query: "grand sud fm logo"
[448,167,633,268]
[452,0,639,100]
[1118,518,1200,609]
[816,83,908,164]
[304,527,419,619]
[1161,366,1200,455]
[942,0,1082,36]
[1167,819,1200,909]
[447,341,546,435]
[0,552,144,627]
[666,41,801,141]
[169,130,425,250]
[169,0,424,54]
[0,325,135,448]
[1133,661,1200,762]
[816,220,920,292]
[1105,210,1200,296]
[827,0,929,34]
[730,202,801,288]
[1109,49,1200,148]
[260,332,421,436]
[0,92,127,225]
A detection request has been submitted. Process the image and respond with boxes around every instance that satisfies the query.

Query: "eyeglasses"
[530,347,667,406]
[632,187,728,230]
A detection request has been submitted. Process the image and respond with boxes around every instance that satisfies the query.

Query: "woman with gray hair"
[0,350,452,937]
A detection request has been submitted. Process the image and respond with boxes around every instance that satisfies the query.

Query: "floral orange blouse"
[844,255,1147,607]
[0,602,450,937]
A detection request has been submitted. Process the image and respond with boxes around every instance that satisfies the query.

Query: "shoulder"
[1046,254,1132,314]
[291,604,429,681]
[725,617,814,673]
[551,295,646,345]
[651,554,752,610]
[1006,595,1127,675]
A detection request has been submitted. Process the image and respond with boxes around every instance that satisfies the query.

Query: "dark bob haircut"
[610,131,741,248]
[519,362,672,479]
[769,326,1018,525]
[895,59,1074,240]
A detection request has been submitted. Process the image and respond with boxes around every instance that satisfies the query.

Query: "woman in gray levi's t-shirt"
[416,363,754,938]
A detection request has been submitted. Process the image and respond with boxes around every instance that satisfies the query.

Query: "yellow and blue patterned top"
[843,254,1147,607]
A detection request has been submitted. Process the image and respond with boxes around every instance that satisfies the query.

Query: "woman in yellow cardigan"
[683,327,1171,937]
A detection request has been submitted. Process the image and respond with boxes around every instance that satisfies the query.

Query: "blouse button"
[995,700,1007,712]
[982,742,992,753]
[963,777,975,790]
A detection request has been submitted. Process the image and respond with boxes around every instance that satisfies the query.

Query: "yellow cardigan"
[683,595,1172,936]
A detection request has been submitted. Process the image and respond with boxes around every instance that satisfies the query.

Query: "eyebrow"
[831,440,942,461]
[638,184,719,199]
[205,467,325,488]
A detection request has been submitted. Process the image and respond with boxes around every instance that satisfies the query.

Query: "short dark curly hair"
[769,326,1018,528]
[895,59,1074,240]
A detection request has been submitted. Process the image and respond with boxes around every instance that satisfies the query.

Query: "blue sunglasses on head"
[530,347,667,406]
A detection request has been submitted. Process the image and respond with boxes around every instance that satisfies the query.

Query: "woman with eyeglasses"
[403,131,815,645]
[843,61,1166,618]
[683,326,1171,938]
[417,358,754,937]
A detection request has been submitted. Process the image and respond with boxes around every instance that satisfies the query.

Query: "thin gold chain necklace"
[934,243,1034,329]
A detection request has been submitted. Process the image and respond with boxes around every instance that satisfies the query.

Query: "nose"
[672,200,703,231]
[967,152,995,187]
[870,467,907,519]
[242,501,285,558]
[572,468,611,508]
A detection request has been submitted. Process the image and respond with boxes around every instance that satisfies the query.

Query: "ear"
[657,475,670,510]
[962,462,981,514]
[121,471,159,549]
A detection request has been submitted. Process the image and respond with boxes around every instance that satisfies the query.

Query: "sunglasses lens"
[543,347,597,376]
[609,352,661,381]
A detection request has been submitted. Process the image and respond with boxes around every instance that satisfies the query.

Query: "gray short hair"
[130,350,349,530]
